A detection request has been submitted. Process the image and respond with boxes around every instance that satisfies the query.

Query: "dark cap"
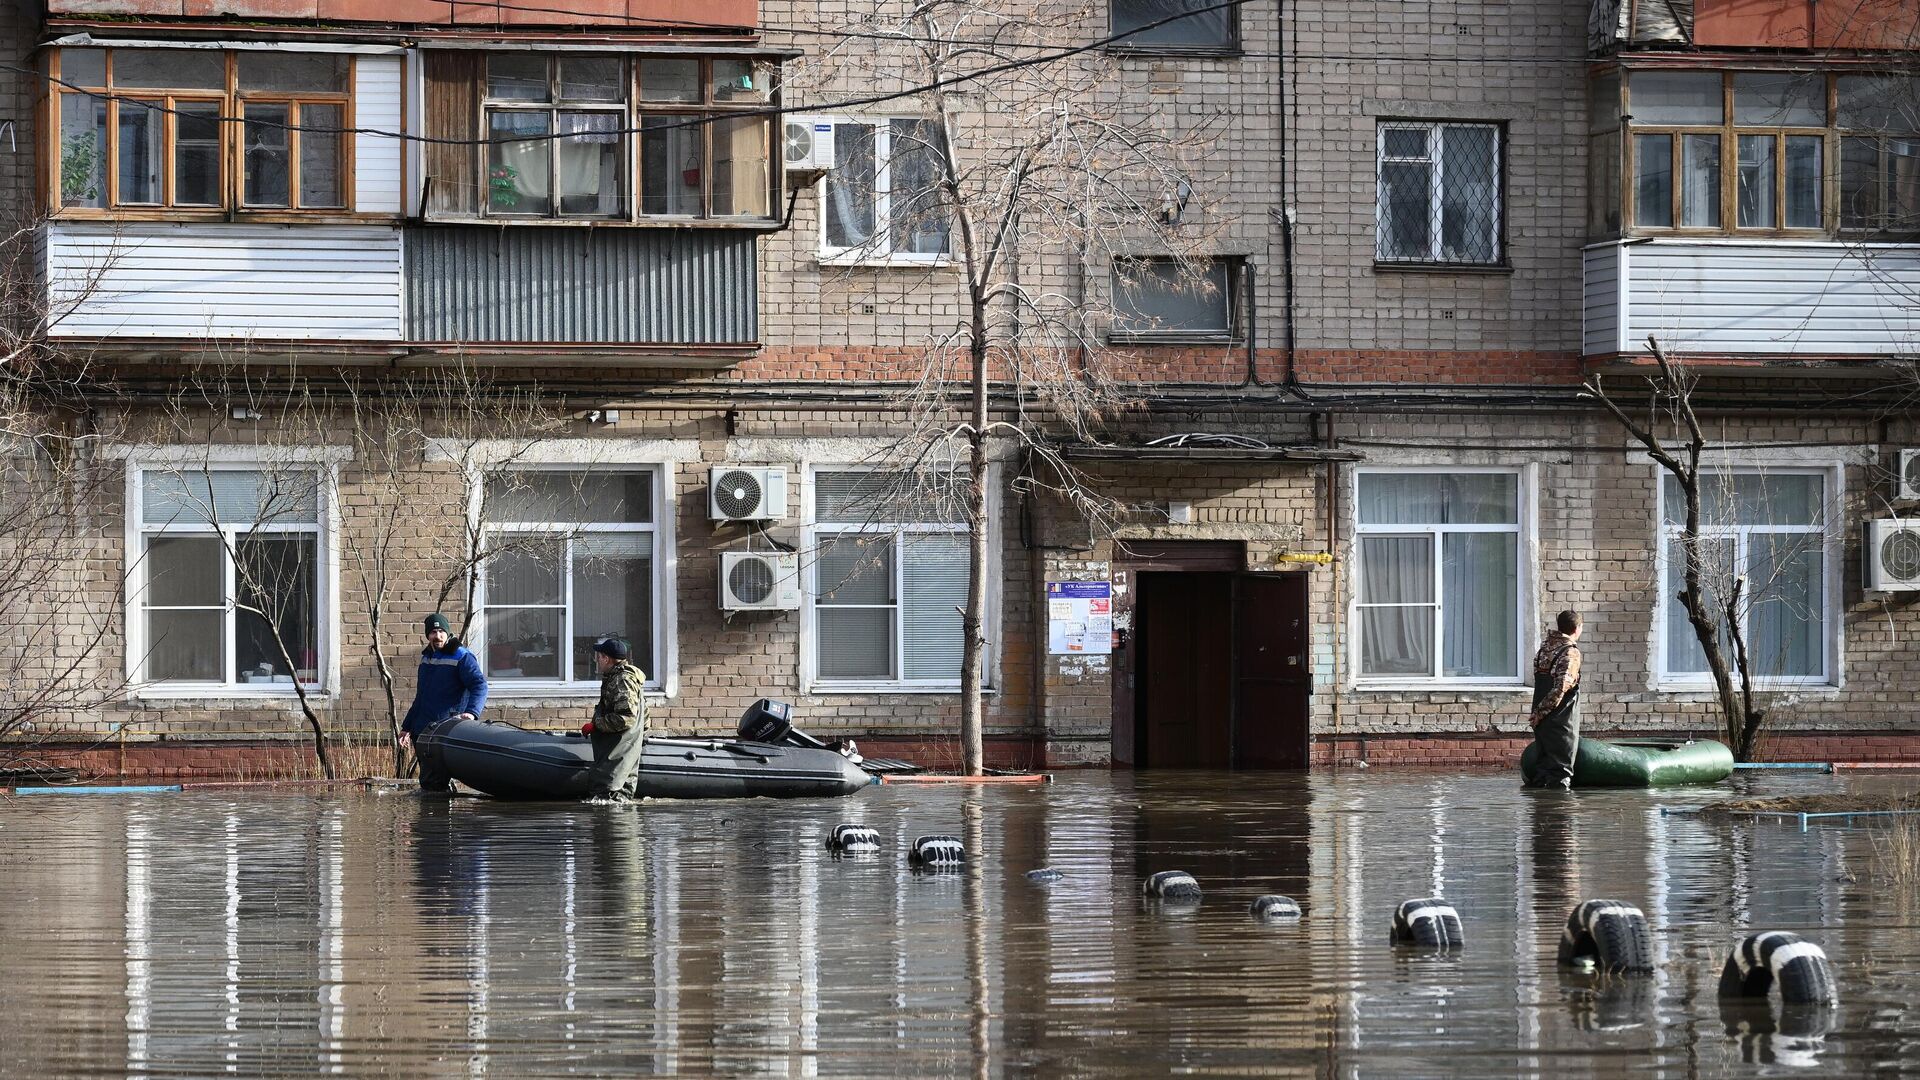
[593,636,630,660]
[424,613,451,634]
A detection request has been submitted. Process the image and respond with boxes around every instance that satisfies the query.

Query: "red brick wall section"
[744,346,1585,386]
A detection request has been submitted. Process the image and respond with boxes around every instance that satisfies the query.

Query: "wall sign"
[1046,580,1112,655]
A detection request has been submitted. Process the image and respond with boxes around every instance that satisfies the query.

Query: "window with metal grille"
[1375,122,1503,266]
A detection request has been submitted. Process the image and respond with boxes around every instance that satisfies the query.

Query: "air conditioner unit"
[720,551,801,611]
[783,117,836,172]
[1865,518,1920,591]
[1897,449,1920,500]
[709,466,788,522]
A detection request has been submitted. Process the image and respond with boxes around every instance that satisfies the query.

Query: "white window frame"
[1652,464,1841,690]
[816,116,952,267]
[801,464,996,693]
[122,452,343,700]
[473,463,667,696]
[1349,465,1533,689]
[1375,120,1505,265]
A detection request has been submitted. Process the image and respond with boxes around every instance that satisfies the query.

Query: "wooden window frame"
[632,57,777,223]
[480,55,630,221]
[48,47,360,220]
[1619,69,1920,238]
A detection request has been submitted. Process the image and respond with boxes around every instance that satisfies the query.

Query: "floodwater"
[1,770,1918,1078]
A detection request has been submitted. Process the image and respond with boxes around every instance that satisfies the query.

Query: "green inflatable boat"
[1520,737,1734,788]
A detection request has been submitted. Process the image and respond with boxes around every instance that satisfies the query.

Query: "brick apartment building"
[7,0,1920,776]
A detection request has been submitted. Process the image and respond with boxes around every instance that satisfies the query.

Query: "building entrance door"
[1115,548,1311,769]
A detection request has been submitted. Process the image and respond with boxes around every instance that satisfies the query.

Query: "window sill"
[1104,44,1244,59]
[1654,680,1837,695]
[808,683,993,695]
[815,253,955,269]
[133,686,331,703]
[424,215,782,231]
[1373,261,1513,275]
[1351,681,1531,693]
[52,209,397,227]
[1106,333,1240,347]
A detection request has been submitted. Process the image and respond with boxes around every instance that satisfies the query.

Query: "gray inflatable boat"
[416,714,873,801]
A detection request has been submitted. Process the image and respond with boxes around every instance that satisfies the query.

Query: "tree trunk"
[959,316,989,777]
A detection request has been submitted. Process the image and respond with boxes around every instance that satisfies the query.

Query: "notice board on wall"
[1046,581,1112,655]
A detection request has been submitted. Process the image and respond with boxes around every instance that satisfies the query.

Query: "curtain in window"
[816,535,894,679]
[902,534,967,680]
[1359,535,1433,676]
[1442,532,1517,678]
[143,469,319,526]
[489,112,551,214]
[1111,0,1233,47]
[556,113,622,216]
[571,534,653,680]
[825,123,877,249]
[888,119,950,255]
[1747,532,1822,678]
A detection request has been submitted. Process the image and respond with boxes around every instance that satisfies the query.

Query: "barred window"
[1375,122,1503,266]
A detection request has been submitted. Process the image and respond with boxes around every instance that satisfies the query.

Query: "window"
[132,467,325,690]
[485,55,627,218]
[1354,471,1524,683]
[1110,0,1238,52]
[820,118,950,262]
[1111,257,1237,341]
[1838,75,1920,235]
[1625,69,1919,235]
[53,47,352,213]
[479,470,659,688]
[1657,471,1832,686]
[811,470,973,687]
[1375,122,1503,266]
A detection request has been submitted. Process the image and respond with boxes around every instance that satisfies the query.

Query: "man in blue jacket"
[402,613,488,792]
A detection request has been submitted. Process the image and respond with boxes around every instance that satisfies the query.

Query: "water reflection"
[1,772,1918,1075]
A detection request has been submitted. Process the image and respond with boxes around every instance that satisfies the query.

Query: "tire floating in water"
[1719,932,1839,1007]
[826,824,880,853]
[1557,899,1655,973]
[1025,868,1063,883]
[1250,895,1302,920]
[1143,871,1203,902]
[1391,897,1464,949]
[909,834,966,867]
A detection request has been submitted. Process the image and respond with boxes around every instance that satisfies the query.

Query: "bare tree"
[1585,338,1824,760]
[337,366,573,776]
[791,0,1227,773]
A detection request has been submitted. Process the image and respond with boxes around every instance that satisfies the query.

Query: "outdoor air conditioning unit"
[784,117,837,172]
[1897,449,1920,500]
[709,466,788,522]
[720,551,802,611]
[1865,518,1920,591]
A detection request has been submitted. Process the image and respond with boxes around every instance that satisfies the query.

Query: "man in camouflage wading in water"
[1526,610,1583,791]
[580,635,647,802]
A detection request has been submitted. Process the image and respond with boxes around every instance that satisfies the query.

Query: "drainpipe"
[1326,411,1341,766]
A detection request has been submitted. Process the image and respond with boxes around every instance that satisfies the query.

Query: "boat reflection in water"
[0,771,1914,1074]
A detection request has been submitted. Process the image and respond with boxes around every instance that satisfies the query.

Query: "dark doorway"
[1115,551,1311,769]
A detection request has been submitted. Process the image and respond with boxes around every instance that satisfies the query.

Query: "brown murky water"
[2,770,1918,1077]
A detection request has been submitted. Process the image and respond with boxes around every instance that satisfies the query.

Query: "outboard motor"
[738,698,794,744]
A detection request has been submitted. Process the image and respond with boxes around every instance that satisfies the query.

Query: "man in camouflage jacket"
[1526,610,1583,791]
[580,636,647,802]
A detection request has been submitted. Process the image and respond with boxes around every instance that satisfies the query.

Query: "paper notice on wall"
[1046,580,1113,655]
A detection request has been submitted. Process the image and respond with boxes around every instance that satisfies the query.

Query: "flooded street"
[2,770,1918,1077]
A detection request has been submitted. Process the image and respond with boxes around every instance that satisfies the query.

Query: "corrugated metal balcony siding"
[405,228,758,344]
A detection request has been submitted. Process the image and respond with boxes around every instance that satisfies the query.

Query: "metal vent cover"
[714,470,765,519]
[1883,528,1920,581]
[728,555,777,605]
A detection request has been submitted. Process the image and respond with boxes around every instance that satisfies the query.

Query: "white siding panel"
[46,223,403,340]
[1621,241,1920,355]
[354,56,404,215]
[1582,243,1620,355]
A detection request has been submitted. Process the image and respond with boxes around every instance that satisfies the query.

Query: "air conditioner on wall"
[1865,518,1920,592]
[783,117,837,172]
[720,551,802,611]
[709,466,789,522]
[1898,449,1920,501]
